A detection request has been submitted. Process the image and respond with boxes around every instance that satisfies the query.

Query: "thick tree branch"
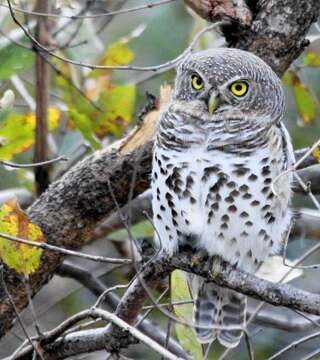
[1,0,320,344]
[13,252,320,359]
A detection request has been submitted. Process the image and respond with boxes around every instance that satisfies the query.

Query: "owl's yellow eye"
[229,81,249,97]
[191,74,204,90]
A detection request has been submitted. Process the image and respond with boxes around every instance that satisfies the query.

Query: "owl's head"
[172,48,285,128]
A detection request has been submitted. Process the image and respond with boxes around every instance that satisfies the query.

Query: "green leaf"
[0,199,43,275]
[94,85,136,137]
[171,270,203,360]
[0,45,34,80]
[68,109,102,149]
[303,51,320,67]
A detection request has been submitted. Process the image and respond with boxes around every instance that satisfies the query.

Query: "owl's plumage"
[151,48,294,347]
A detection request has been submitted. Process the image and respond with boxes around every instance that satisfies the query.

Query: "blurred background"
[0,1,319,359]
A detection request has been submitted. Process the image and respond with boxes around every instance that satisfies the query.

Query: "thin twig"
[6,4,222,72]
[0,232,131,264]
[1,0,178,19]
[0,156,68,168]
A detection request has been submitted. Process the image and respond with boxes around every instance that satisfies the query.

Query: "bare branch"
[0,232,131,265]
[1,0,178,19]
[33,0,50,195]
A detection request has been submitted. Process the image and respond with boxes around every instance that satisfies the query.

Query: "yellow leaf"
[89,41,134,82]
[282,71,318,125]
[171,270,203,360]
[0,107,60,160]
[0,199,43,275]
[303,51,320,67]
[312,147,320,162]
[102,42,134,67]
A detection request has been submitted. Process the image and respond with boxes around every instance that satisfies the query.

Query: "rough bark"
[1,0,320,343]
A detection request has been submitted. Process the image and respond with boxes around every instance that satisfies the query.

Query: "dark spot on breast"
[165,225,170,231]
[247,249,252,257]
[248,174,258,181]
[161,154,170,161]
[172,219,178,227]
[160,167,167,175]
[154,172,158,180]
[240,211,249,218]
[215,193,222,202]
[202,166,220,182]
[227,181,236,188]
[190,197,197,204]
[262,204,270,211]
[268,216,276,224]
[218,232,224,239]
[251,200,260,206]
[160,205,165,211]
[176,229,182,237]
[258,229,266,236]
[212,203,219,211]
[230,237,237,245]
[228,205,237,213]
[262,166,271,176]
[241,231,248,237]
[267,192,275,200]
[185,219,190,225]
[186,175,194,189]
[242,193,252,199]
[182,189,192,198]
[264,178,272,184]
[261,157,269,164]
[225,195,234,203]
[220,223,228,230]
[157,214,162,220]
[262,186,270,194]
[232,167,249,176]
[245,221,253,227]
[230,189,240,197]
[239,184,249,192]
[221,214,230,222]
[171,209,178,218]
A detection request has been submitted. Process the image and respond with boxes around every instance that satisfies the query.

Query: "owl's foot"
[190,249,208,268]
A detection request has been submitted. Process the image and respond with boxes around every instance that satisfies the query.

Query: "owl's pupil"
[235,84,242,91]
[196,78,201,85]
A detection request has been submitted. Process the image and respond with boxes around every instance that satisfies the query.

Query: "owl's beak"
[208,93,218,114]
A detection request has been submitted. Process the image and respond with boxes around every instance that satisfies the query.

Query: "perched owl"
[151,48,294,348]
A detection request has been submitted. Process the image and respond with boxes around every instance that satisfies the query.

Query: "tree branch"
[33,0,50,195]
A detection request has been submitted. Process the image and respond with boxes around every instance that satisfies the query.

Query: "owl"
[151,48,294,348]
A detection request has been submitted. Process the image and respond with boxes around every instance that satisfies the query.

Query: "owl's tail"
[193,279,246,348]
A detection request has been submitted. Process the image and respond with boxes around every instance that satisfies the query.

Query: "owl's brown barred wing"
[193,279,246,347]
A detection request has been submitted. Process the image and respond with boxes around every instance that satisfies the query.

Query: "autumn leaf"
[0,199,43,275]
[94,85,136,137]
[171,270,203,360]
[312,146,320,162]
[0,108,60,160]
[303,51,320,67]
[283,70,318,125]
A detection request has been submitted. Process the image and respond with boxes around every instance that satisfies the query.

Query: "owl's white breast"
[152,134,292,273]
